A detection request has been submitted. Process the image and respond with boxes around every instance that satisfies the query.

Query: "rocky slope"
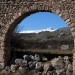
[11,27,74,50]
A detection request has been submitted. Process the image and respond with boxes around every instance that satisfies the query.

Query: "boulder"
[54,62,64,69]
[43,61,53,73]
[0,63,4,70]
[42,56,48,62]
[66,71,72,75]
[51,57,64,69]
[11,64,18,72]
[15,59,23,66]
[51,58,58,67]
[56,68,65,75]
[22,60,28,67]
[42,71,46,75]
[34,54,41,62]
[64,56,69,60]
[0,69,7,75]
[18,66,24,71]
[5,66,11,73]
[28,61,35,69]
[34,72,42,75]
[67,64,73,72]
[35,62,43,71]
[30,55,35,60]
[65,60,70,70]
[36,72,42,75]
[47,71,53,75]
[23,55,31,62]
[64,56,70,67]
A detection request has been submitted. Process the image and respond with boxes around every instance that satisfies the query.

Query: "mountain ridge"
[18,27,55,33]
[12,27,74,50]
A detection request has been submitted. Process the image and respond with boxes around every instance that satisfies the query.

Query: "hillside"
[11,27,74,50]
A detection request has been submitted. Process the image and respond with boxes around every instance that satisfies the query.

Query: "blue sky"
[15,12,68,32]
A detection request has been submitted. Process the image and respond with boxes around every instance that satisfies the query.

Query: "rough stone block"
[0,50,4,63]
[0,37,4,41]
[60,45,69,50]
[70,27,75,32]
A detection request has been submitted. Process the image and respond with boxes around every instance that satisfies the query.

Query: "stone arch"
[0,0,75,73]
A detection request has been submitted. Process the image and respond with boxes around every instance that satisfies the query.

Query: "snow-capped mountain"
[18,28,55,33]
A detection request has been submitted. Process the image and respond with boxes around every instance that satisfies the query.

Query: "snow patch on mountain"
[18,28,56,33]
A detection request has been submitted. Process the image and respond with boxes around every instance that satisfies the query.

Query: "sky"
[15,12,68,32]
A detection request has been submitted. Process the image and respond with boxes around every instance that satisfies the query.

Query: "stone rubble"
[0,54,73,75]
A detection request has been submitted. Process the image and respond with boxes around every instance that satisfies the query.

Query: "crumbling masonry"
[0,0,75,74]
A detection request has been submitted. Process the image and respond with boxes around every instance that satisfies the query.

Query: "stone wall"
[0,0,75,74]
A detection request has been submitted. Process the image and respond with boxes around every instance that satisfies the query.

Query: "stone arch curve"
[0,0,75,73]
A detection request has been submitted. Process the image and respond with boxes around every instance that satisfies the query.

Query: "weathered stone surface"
[0,63,4,70]
[30,55,35,60]
[51,57,64,69]
[28,61,35,69]
[22,60,28,67]
[67,64,73,72]
[11,64,18,72]
[60,45,69,50]
[18,66,24,71]
[0,50,4,63]
[56,68,65,75]
[0,54,73,75]
[34,54,41,62]
[0,0,75,74]
[42,56,48,62]
[47,71,53,75]
[0,69,7,75]
[43,62,53,73]
[15,59,23,66]
[5,66,11,73]
[23,55,31,62]
[35,62,43,71]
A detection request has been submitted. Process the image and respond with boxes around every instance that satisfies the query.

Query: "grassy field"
[14,49,73,54]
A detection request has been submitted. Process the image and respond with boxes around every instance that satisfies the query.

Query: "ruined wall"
[0,0,75,74]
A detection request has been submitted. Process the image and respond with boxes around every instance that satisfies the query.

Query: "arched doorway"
[4,11,74,66]
[9,12,73,67]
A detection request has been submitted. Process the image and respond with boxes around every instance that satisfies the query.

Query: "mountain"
[11,27,74,50]
[54,27,73,40]
[18,28,55,33]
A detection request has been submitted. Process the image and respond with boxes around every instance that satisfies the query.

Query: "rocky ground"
[0,54,73,75]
